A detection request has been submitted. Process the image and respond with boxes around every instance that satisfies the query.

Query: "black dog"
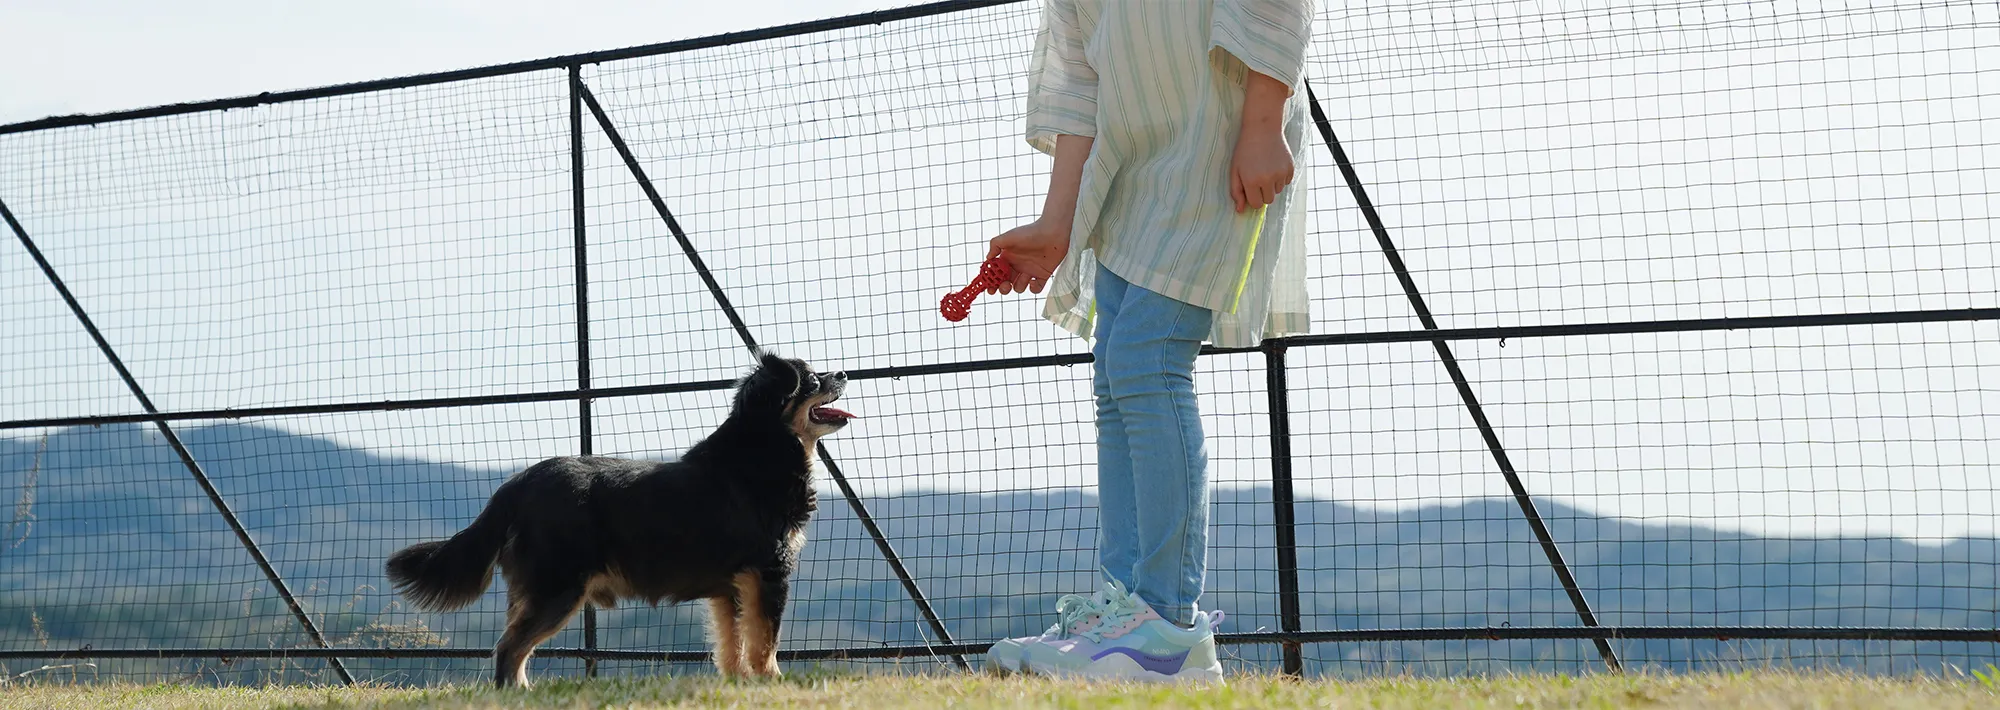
[385,352,852,687]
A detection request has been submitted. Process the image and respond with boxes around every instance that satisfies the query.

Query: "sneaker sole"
[1019,654,1227,685]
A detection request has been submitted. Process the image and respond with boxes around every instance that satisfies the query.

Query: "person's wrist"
[1035,201,1076,235]
[1236,125,1285,148]
[1034,214,1073,239]
[1240,71,1289,136]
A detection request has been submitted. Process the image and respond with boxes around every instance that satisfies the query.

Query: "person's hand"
[985,219,1070,295]
[1232,70,1295,213]
[1230,129,1293,213]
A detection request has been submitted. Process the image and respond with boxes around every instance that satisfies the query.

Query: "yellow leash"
[1227,204,1267,315]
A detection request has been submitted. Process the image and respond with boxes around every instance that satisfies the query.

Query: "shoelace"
[1052,580,1142,642]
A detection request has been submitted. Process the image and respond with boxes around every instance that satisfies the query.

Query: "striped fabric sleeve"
[1023,0,1098,155]
[1210,0,1316,91]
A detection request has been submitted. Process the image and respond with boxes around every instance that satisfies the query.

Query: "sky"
[0,0,892,124]
[1,0,1998,543]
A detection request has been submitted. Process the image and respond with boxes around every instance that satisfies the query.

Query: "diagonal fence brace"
[1,197,355,685]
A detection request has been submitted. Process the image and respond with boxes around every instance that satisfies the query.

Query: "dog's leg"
[494,584,586,689]
[707,595,746,679]
[735,569,788,678]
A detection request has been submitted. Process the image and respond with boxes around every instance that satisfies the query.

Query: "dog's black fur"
[384,352,851,687]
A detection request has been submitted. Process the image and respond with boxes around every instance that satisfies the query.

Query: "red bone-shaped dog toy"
[939,254,1016,322]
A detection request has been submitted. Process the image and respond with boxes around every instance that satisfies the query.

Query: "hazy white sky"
[0,0,893,124]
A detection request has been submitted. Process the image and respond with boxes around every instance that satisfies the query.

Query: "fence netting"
[1,0,1996,684]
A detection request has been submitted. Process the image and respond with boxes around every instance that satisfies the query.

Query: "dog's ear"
[763,351,801,397]
[734,350,802,413]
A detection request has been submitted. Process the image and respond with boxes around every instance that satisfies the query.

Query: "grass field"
[3,671,1998,710]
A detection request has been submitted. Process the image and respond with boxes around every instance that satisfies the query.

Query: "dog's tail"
[385,501,513,612]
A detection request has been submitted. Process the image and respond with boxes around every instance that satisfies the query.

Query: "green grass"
[4,671,1997,709]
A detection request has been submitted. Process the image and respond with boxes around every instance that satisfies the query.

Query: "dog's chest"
[784,525,808,560]
[773,486,815,565]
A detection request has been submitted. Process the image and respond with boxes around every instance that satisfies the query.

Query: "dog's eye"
[802,373,819,394]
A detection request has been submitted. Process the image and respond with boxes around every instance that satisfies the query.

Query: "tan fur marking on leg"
[734,571,781,678]
[585,573,626,609]
[494,592,585,689]
[707,596,745,678]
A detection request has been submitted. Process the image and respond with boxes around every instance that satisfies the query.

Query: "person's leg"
[1095,275,1213,627]
[1015,274,1226,681]
[987,266,1224,683]
[985,263,1137,675]
[1091,264,1139,591]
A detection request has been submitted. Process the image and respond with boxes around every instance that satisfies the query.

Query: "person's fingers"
[983,242,1004,294]
[1231,170,1247,213]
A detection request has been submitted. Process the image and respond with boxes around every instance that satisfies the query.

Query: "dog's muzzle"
[808,371,854,424]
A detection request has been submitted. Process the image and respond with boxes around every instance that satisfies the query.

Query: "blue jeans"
[1091,264,1213,627]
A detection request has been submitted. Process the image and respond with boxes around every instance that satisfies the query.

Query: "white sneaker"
[983,578,1226,684]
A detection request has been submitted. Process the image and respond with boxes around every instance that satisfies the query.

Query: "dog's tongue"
[812,406,857,421]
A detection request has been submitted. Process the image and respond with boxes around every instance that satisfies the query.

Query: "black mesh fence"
[1,0,1997,685]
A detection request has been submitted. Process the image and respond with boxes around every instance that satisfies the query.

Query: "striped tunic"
[1024,0,1316,349]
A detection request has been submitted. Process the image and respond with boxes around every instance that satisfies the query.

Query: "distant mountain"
[1,423,1995,683]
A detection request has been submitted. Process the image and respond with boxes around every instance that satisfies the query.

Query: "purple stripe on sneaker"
[1090,646,1190,675]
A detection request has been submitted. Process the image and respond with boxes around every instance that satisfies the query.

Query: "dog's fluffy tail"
[385,503,512,612]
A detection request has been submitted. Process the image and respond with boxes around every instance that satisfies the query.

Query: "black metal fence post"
[1,197,355,685]
[1264,341,1305,676]
[569,63,601,679]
